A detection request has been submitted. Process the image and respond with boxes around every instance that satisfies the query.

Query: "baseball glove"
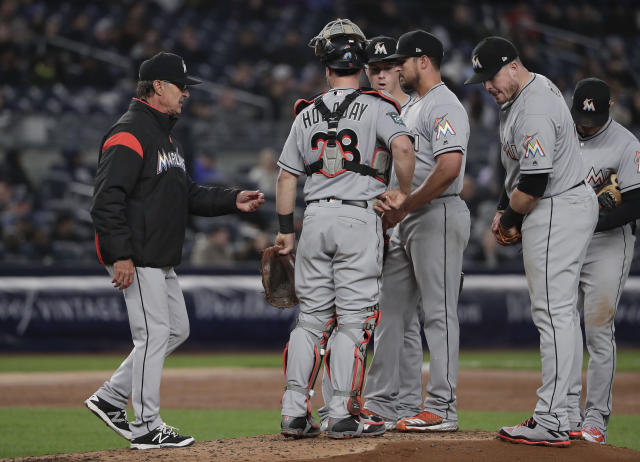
[495,224,522,246]
[260,245,299,309]
[597,174,622,211]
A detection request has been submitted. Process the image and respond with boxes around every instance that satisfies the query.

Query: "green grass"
[1,349,639,373]
[455,349,640,371]
[1,408,638,458]
[0,408,282,458]
[0,352,285,373]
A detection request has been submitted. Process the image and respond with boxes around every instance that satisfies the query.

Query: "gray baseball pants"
[364,195,470,423]
[282,201,383,420]
[567,223,635,432]
[95,266,189,438]
[521,184,597,432]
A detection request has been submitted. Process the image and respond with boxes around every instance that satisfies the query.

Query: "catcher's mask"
[309,18,368,70]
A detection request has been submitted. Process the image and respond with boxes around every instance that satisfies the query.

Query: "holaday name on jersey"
[301,101,369,129]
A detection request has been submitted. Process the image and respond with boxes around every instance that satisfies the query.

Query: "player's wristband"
[497,187,509,211]
[500,206,524,230]
[278,213,295,234]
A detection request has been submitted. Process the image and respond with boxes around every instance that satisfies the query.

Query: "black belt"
[545,181,585,199]
[306,198,369,209]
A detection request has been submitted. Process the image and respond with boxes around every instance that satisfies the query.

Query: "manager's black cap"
[366,36,398,63]
[387,30,443,61]
[138,52,202,86]
[464,36,518,84]
[571,78,610,128]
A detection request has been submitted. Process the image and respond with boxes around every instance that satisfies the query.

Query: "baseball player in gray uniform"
[318,36,422,430]
[566,78,640,444]
[465,37,598,447]
[275,19,415,440]
[363,30,470,433]
[360,35,423,428]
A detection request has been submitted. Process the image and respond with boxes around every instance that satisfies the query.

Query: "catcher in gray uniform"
[363,30,470,433]
[567,78,640,444]
[275,18,415,440]
[465,37,598,447]
[320,37,421,431]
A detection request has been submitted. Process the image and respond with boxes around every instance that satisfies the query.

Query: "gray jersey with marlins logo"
[278,88,411,200]
[499,72,598,433]
[364,81,471,427]
[567,118,639,439]
[581,118,640,193]
[394,82,469,194]
[500,74,585,197]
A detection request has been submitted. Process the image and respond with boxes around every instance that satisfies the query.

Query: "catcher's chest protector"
[300,90,392,184]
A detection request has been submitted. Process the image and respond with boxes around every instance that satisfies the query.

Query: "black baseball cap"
[571,78,610,128]
[387,30,443,61]
[464,36,519,84]
[366,36,398,63]
[138,52,202,86]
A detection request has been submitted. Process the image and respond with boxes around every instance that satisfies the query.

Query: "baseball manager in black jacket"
[85,52,265,450]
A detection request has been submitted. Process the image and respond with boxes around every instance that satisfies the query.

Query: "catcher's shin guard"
[332,305,380,416]
[283,313,337,414]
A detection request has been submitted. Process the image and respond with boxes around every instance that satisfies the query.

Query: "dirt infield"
[1,368,639,413]
[10,432,640,462]
[2,368,639,462]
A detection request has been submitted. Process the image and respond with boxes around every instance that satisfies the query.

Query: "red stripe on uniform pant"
[94,232,104,264]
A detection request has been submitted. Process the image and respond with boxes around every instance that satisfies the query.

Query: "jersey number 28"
[312,129,360,163]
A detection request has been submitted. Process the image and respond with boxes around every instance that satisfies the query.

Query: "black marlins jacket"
[91,98,239,267]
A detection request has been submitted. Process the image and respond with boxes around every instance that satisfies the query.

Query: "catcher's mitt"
[495,224,522,246]
[260,245,299,309]
[597,174,622,211]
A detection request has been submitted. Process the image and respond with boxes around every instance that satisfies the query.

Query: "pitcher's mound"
[12,431,639,462]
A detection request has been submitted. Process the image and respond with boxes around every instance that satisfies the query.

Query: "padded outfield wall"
[1,275,639,351]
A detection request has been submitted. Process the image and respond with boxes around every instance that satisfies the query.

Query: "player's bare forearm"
[276,169,298,215]
[390,135,415,195]
[509,188,540,214]
[403,152,462,213]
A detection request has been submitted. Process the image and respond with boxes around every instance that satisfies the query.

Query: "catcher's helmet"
[309,18,367,70]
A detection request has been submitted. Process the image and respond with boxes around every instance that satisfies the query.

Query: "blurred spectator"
[237,228,271,262]
[51,212,83,243]
[67,11,91,42]
[248,148,278,197]
[119,3,149,51]
[31,227,53,263]
[0,180,12,212]
[0,49,22,86]
[234,30,263,63]
[192,152,224,185]
[269,30,307,67]
[50,148,94,185]
[265,64,296,120]
[190,226,235,266]
[0,149,34,194]
[176,25,208,64]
